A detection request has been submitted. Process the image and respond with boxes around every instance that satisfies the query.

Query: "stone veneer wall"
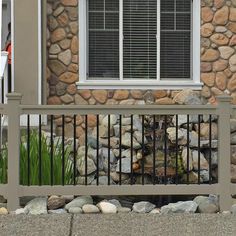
[46,0,236,107]
[45,0,236,184]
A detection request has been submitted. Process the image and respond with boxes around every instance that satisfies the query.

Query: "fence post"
[6,93,22,211]
[217,95,232,211]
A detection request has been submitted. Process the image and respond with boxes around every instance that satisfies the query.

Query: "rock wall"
[46,0,236,106]
[46,0,236,183]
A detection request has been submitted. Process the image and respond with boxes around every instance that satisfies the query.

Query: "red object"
[5,42,12,65]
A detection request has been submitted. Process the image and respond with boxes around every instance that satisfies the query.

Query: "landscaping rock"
[97,202,117,214]
[65,196,93,210]
[15,208,29,215]
[150,208,161,214]
[24,197,48,215]
[0,207,8,215]
[193,195,219,213]
[161,201,198,214]
[68,207,83,214]
[82,204,100,214]
[108,199,122,208]
[132,201,156,213]
[48,195,66,210]
[116,158,132,173]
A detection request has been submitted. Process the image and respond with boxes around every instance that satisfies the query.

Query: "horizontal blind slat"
[123,0,157,80]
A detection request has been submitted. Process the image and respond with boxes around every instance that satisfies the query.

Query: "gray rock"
[110,172,130,182]
[101,148,116,163]
[133,115,143,132]
[192,150,209,171]
[173,115,200,126]
[76,155,96,175]
[133,131,148,144]
[108,199,122,208]
[15,208,29,215]
[116,158,132,173]
[182,148,193,172]
[24,197,48,215]
[121,133,141,149]
[193,195,219,213]
[49,44,61,54]
[87,136,102,149]
[132,201,156,213]
[76,174,95,185]
[167,127,186,143]
[102,115,118,127]
[68,207,83,214]
[204,150,218,167]
[65,196,93,210]
[82,204,100,214]
[200,170,210,183]
[161,201,198,214]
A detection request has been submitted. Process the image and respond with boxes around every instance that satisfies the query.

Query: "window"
[79,0,201,89]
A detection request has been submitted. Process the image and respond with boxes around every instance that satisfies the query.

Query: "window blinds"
[160,0,191,79]
[88,0,119,79]
[88,0,192,80]
[123,0,157,79]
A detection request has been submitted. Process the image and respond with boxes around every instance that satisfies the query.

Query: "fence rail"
[0,93,235,211]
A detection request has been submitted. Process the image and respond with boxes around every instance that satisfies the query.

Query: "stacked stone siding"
[45,0,236,185]
[47,0,236,106]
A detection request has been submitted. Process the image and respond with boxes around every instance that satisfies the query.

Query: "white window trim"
[78,0,202,90]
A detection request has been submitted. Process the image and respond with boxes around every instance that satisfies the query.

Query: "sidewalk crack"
[68,214,74,236]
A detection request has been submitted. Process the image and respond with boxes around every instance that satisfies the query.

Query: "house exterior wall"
[46,0,236,109]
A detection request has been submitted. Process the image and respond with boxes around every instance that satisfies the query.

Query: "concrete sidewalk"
[0,214,235,236]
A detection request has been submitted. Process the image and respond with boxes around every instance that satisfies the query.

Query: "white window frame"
[77,0,202,90]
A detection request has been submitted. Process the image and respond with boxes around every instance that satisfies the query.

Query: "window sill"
[76,80,203,90]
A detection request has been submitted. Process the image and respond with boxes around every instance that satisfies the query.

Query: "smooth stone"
[161,201,198,214]
[108,199,122,208]
[97,202,117,214]
[132,201,156,213]
[0,207,8,215]
[193,195,219,213]
[65,196,93,210]
[200,170,210,183]
[82,204,100,214]
[24,197,47,215]
[116,158,132,173]
[15,208,29,215]
[192,151,209,171]
[68,207,83,214]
